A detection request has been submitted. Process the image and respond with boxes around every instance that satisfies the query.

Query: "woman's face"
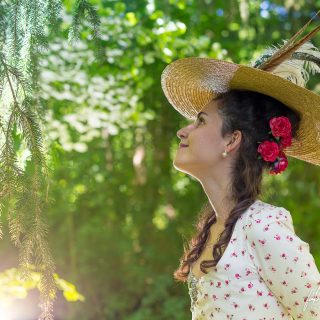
[174,99,233,179]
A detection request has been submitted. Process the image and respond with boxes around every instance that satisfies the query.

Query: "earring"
[222,150,228,158]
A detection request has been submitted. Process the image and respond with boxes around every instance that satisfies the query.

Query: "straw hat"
[161,12,320,167]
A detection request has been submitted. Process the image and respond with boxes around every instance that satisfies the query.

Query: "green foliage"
[0,267,84,302]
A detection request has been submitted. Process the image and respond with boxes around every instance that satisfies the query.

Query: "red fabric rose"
[279,135,292,148]
[269,116,292,138]
[269,151,288,175]
[257,141,280,162]
[257,116,292,175]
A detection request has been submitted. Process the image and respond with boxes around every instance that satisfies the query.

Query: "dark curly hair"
[174,89,302,282]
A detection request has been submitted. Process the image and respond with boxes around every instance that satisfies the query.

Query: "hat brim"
[161,57,320,167]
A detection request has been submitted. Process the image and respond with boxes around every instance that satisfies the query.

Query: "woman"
[161,13,320,320]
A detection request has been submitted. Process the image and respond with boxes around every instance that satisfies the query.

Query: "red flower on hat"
[279,135,292,148]
[258,116,292,174]
[269,116,292,138]
[269,151,288,175]
[257,141,280,162]
[257,115,293,175]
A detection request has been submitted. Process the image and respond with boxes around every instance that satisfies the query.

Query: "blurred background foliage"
[0,0,320,319]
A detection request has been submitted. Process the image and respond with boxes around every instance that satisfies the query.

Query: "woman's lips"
[179,143,189,148]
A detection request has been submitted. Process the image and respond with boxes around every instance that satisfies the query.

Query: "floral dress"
[187,199,320,319]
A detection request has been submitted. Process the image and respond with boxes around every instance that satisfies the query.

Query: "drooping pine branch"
[68,0,100,42]
[0,52,56,319]
[0,1,102,319]
[68,0,104,60]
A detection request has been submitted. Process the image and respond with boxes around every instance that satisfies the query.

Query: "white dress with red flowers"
[187,199,320,319]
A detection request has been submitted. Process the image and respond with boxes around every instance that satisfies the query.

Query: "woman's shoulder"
[243,199,294,232]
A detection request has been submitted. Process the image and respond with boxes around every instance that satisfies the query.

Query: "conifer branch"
[0,1,102,319]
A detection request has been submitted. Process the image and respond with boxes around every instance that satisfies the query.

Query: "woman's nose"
[177,126,188,140]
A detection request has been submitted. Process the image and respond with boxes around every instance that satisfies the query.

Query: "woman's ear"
[227,130,242,152]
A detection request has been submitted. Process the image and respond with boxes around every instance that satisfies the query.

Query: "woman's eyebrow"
[197,111,208,118]
[188,111,209,124]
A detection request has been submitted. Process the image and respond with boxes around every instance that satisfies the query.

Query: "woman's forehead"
[186,100,220,124]
[200,100,220,118]
[203,98,219,112]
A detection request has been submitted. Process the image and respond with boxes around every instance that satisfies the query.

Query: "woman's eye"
[196,117,205,126]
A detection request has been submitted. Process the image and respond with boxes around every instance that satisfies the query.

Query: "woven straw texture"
[161,58,238,120]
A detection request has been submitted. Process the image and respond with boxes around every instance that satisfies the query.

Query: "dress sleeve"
[245,207,320,319]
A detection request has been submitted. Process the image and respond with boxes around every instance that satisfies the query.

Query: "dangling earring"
[222,150,228,158]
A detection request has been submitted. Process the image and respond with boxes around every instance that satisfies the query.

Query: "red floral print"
[187,200,320,320]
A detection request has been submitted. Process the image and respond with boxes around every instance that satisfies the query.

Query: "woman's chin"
[173,159,186,171]
[173,160,192,174]
[173,166,190,175]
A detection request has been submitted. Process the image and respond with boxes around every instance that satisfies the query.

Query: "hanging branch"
[0,1,102,319]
